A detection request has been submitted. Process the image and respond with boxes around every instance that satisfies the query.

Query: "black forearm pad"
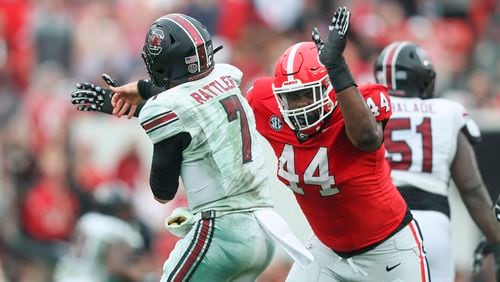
[326,57,356,93]
[100,89,114,115]
[138,79,164,100]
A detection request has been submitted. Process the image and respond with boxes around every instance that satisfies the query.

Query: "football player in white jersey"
[70,13,312,281]
[53,182,154,282]
[374,41,500,281]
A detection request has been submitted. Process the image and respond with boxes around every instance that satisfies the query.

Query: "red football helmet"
[272,42,336,134]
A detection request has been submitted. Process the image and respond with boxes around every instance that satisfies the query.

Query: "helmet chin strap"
[421,80,435,99]
[294,114,332,142]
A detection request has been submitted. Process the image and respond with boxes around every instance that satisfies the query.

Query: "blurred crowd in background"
[0,0,497,281]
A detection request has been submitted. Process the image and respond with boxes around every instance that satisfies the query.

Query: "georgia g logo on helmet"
[147,28,164,56]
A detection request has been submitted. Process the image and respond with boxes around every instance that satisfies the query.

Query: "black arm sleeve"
[149,132,192,201]
[99,89,145,117]
[138,79,165,100]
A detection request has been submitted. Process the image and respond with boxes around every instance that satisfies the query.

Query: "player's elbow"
[154,196,170,204]
[150,184,176,203]
[350,129,383,152]
[149,173,178,202]
[458,181,485,198]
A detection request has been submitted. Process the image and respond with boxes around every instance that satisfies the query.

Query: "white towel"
[254,209,314,268]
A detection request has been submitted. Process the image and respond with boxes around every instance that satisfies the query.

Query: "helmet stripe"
[391,41,410,90]
[169,14,204,45]
[286,43,302,81]
[175,14,209,70]
[164,14,208,72]
[382,42,399,89]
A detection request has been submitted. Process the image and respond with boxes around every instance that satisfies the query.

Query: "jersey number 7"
[220,95,252,163]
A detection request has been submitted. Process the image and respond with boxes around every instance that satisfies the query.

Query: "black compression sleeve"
[149,132,192,201]
[138,79,165,100]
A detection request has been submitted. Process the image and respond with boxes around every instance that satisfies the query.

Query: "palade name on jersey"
[190,75,238,105]
[392,99,436,114]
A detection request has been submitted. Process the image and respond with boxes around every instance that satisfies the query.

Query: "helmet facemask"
[142,48,169,88]
[273,76,335,131]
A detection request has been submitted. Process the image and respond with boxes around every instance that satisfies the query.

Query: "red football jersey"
[247,78,408,252]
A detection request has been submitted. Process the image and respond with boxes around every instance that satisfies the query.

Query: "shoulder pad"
[462,118,482,144]
[246,77,274,105]
[216,64,243,85]
[451,101,481,144]
[359,84,392,122]
[358,83,388,96]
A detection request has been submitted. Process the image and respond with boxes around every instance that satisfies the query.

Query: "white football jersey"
[53,212,144,282]
[385,96,477,197]
[138,63,273,213]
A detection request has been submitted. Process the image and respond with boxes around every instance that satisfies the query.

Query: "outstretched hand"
[70,74,142,118]
[312,6,350,69]
[110,81,143,119]
[71,82,112,113]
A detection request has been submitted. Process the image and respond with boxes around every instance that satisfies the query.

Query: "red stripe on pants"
[173,220,211,281]
[409,221,428,282]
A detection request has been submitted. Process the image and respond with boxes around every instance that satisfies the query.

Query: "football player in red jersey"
[375,41,500,281]
[244,7,429,281]
[75,7,430,281]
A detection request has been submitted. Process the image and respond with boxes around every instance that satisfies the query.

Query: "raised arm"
[312,7,383,151]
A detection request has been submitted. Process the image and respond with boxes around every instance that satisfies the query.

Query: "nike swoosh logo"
[386,263,401,272]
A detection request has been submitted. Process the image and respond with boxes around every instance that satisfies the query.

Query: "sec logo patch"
[269,115,283,131]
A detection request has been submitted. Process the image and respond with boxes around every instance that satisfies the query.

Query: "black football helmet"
[374,41,436,99]
[142,13,215,88]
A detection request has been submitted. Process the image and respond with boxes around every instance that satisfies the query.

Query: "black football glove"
[312,6,350,68]
[312,6,355,92]
[473,239,500,279]
[71,74,117,114]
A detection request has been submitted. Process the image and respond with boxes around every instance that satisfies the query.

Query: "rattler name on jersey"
[139,63,273,213]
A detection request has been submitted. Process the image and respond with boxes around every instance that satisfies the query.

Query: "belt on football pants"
[194,206,270,220]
